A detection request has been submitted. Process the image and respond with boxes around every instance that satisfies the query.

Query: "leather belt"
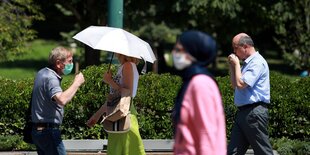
[237,101,268,111]
[33,123,60,130]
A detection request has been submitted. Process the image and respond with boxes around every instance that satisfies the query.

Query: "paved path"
[0,152,174,155]
[0,139,279,155]
[0,150,280,155]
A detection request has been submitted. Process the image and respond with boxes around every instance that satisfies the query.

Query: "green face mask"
[62,63,73,75]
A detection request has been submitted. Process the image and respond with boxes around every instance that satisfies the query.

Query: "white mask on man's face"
[172,52,192,70]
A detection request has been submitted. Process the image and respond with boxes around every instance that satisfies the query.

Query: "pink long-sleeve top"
[174,75,227,155]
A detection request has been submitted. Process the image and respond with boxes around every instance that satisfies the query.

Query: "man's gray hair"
[48,46,72,67]
[238,35,254,47]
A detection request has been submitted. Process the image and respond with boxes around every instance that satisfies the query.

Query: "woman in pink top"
[172,30,226,155]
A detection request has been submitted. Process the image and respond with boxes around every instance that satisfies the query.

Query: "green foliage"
[32,0,309,73]
[0,39,60,80]
[61,64,114,139]
[44,0,107,65]
[269,71,310,139]
[269,0,310,69]
[216,75,236,137]
[272,137,310,155]
[0,135,35,151]
[125,0,310,70]
[0,0,44,61]
[61,65,181,139]
[136,72,181,139]
[135,22,180,47]
[0,66,309,143]
[0,135,20,151]
[188,0,241,19]
[0,77,33,136]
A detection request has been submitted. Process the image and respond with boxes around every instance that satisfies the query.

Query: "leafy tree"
[125,0,280,73]
[124,1,184,73]
[34,0,310,73]
[124,0,257,72]
[185,0,277,54]
[0,0,44,62]
[269,0,310,70]
[189,0,310,71]
[48,0,182,71]
[37,0,107,66]
[167,0,310,72]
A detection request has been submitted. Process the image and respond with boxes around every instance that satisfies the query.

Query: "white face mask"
[173,52,192,70]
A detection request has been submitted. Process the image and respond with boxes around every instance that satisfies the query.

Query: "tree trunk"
[152,47,158,73]
[84,45,101,66]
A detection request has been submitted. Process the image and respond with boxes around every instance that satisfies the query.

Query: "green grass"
[17,39,60,61]
[0,68,37,79]
[0,39,60,80]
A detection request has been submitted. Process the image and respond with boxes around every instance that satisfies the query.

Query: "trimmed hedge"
[0,65,309,142]
[0,135,35,151]
[271,137,310,155]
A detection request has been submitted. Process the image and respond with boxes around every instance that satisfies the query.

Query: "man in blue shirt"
[31,46,85,155]
[227,33,273,155]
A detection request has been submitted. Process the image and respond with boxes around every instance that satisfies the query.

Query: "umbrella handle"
[108,53,114,71]
[141,57,147,74]
[141,62,147,74]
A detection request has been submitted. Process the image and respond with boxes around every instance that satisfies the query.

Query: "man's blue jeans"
[32,127,66,155]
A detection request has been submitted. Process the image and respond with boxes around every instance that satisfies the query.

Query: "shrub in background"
[60,64,112,139]
[0,65,309,151]
[269,72,310,140]
[61,65,181,139]
[0,78,33,136]
[216,75,236,138]
[135,72,181,139]
[272,137,310,155]
[0,135,35,151]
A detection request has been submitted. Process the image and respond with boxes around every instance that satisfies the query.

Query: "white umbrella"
[72,26,156,63]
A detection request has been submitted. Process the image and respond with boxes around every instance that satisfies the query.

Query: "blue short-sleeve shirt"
[234,52,270,106]
[31,67,64,124]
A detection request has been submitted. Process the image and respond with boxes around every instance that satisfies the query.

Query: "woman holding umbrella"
[86,53,145,155]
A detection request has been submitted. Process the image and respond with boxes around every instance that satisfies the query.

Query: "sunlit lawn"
[0,39,68,80]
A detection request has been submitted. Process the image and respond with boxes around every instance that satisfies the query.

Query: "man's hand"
[74,72,85,87]
[227,54,247,89]
[228,54,240,66]
[53,72,85,106]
